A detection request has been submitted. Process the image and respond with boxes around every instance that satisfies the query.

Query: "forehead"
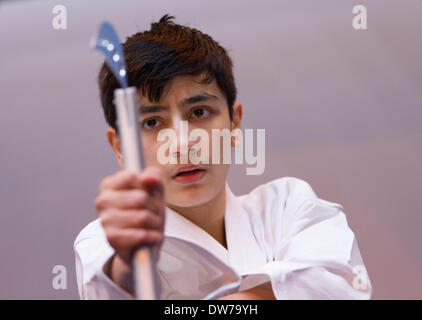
[138,73,225,106]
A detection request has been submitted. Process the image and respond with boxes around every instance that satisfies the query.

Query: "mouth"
[172,166,207,184]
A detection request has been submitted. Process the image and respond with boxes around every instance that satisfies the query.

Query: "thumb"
[139,166,164,199]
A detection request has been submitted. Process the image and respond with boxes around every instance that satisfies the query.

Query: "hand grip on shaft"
[114,87,160,300]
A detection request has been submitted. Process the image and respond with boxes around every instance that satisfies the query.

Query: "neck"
[168,184,227,249]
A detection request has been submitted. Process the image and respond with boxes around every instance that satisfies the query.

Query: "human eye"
[140,117,162,130]
[190,106,212,120]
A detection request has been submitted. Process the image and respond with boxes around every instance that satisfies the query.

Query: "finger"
[95,189,151,211]
[100,209,164,231]
[107,228,163,251]
[99,170,142,192]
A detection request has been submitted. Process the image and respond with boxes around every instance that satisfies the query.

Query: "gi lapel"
[163,206,229,263]
[224,182,268,275]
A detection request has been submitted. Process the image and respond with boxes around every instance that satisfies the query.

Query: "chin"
[167,182,216,208]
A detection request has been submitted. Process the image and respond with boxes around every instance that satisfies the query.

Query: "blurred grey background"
[0,0,421,299]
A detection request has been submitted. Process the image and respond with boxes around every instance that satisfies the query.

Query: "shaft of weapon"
[114,87,160,300]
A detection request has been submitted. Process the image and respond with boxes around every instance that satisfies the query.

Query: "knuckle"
[135,230,148,243]
[99,212,109,226]
[94,195,103,211]
[99,178,108,192]
[106,228,119,244]
[95,193,109,211]
[135,211,148,227]
[124,171,137,184]
[99,173,115,191]
[99,208,115,226]
[132,190,147,207]
[116,170,128,178]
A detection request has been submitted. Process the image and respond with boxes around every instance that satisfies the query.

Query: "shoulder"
[234,177,348,254]
[73,218,106,249]
[237,177,344,221]
[237,176,317,209]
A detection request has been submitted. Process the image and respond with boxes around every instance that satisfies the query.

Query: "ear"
[230,101,243,147]
[106,127,124,169]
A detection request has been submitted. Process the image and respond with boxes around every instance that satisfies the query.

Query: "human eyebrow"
[138,92,219,114]
[180,92,219,107]
[138,105,168,115]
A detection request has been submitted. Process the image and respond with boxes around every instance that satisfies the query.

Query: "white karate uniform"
[74,177,372,299]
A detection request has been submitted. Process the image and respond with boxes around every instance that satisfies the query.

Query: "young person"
[74,14,372,299]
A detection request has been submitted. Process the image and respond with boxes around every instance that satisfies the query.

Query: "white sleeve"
[249,178,373,300]
[73,219,134,300]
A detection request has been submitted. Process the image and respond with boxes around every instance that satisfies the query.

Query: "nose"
[170,118,197,164]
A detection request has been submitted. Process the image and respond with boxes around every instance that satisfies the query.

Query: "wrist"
[107,254,135,297]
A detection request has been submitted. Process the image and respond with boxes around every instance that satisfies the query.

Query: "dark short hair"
[97,14,237,133]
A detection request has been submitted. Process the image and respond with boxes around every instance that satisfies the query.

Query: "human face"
[111,73,242,208]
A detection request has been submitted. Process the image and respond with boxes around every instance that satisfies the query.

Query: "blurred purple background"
[0,0,421,299]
